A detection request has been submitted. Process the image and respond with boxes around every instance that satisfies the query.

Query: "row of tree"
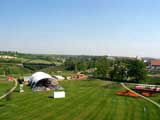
[65,57,96,71]
[109,60,147,83]
[64,57,147,83]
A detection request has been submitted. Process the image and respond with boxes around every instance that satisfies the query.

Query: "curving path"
[121,83,160,109]
[0,79,18,100]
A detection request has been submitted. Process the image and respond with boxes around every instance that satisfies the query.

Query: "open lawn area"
[143,76,160,85]
[0,79,13,96]
[0,79,160,120]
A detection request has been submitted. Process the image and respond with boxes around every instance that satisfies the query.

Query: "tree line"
[64,57,147,83]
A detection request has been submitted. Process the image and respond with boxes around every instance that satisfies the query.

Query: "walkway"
[121,83,160,109]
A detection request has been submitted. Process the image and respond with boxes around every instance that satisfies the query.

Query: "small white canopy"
[30,72,52,85]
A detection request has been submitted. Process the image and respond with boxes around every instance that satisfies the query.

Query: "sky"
[0,0,160,57]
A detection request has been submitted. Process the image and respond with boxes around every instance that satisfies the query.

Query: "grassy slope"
[141,76,160,85]
[0,80,160,120]
[0,79,14,96]
[26,59,52,64]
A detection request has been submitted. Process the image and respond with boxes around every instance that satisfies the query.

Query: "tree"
[94,57,110,79]
[64,57,91,72]
[109,62,128,81]
[64,58,75,71]
[77,60,88,71]
[127,59,147,83]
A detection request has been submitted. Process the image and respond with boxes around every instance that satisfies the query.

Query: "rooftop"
[151,60,160,66]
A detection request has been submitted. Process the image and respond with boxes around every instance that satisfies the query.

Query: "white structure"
[0,55,17,59]
[53,91,65,98]
[29,72,52,87]
[30,72,52,84]
[20,84,24,93]
[29,72,64,91]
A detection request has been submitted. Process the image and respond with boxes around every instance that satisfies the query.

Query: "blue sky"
[0,0,160,57]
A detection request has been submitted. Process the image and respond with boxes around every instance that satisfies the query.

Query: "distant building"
[107,56,116,60]
[136,56,143,60]
[0,55,17,59]
[149,60,160,70]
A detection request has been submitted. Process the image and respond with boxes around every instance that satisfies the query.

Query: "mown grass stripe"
[20,85,97,120]
[0,80,160,120]
[54,88,99,120]
[64,87,103,120]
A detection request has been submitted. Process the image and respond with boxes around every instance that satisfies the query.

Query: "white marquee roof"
[30,72,52,84]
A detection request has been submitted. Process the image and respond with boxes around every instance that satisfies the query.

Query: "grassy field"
[0,79,160,120]
[0,80,14,95]
[26,59,53,64]
[142,76,160,85]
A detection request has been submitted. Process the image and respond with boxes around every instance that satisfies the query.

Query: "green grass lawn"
[0,80,160,120]
[27,59,53,64]
[0,79,14,95]
[141,76,160,85]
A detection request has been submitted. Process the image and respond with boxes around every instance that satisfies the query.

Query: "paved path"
[0,79,18,100]
[121,83,160,109]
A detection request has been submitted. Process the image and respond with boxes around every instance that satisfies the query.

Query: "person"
[17,77,24,93]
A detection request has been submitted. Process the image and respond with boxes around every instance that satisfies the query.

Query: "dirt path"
[0,79,18,100]
[121,83,160,109]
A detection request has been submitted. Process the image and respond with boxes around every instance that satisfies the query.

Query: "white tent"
[30,72,52,84]
[29,72,63,91]
[29,72,54,89]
